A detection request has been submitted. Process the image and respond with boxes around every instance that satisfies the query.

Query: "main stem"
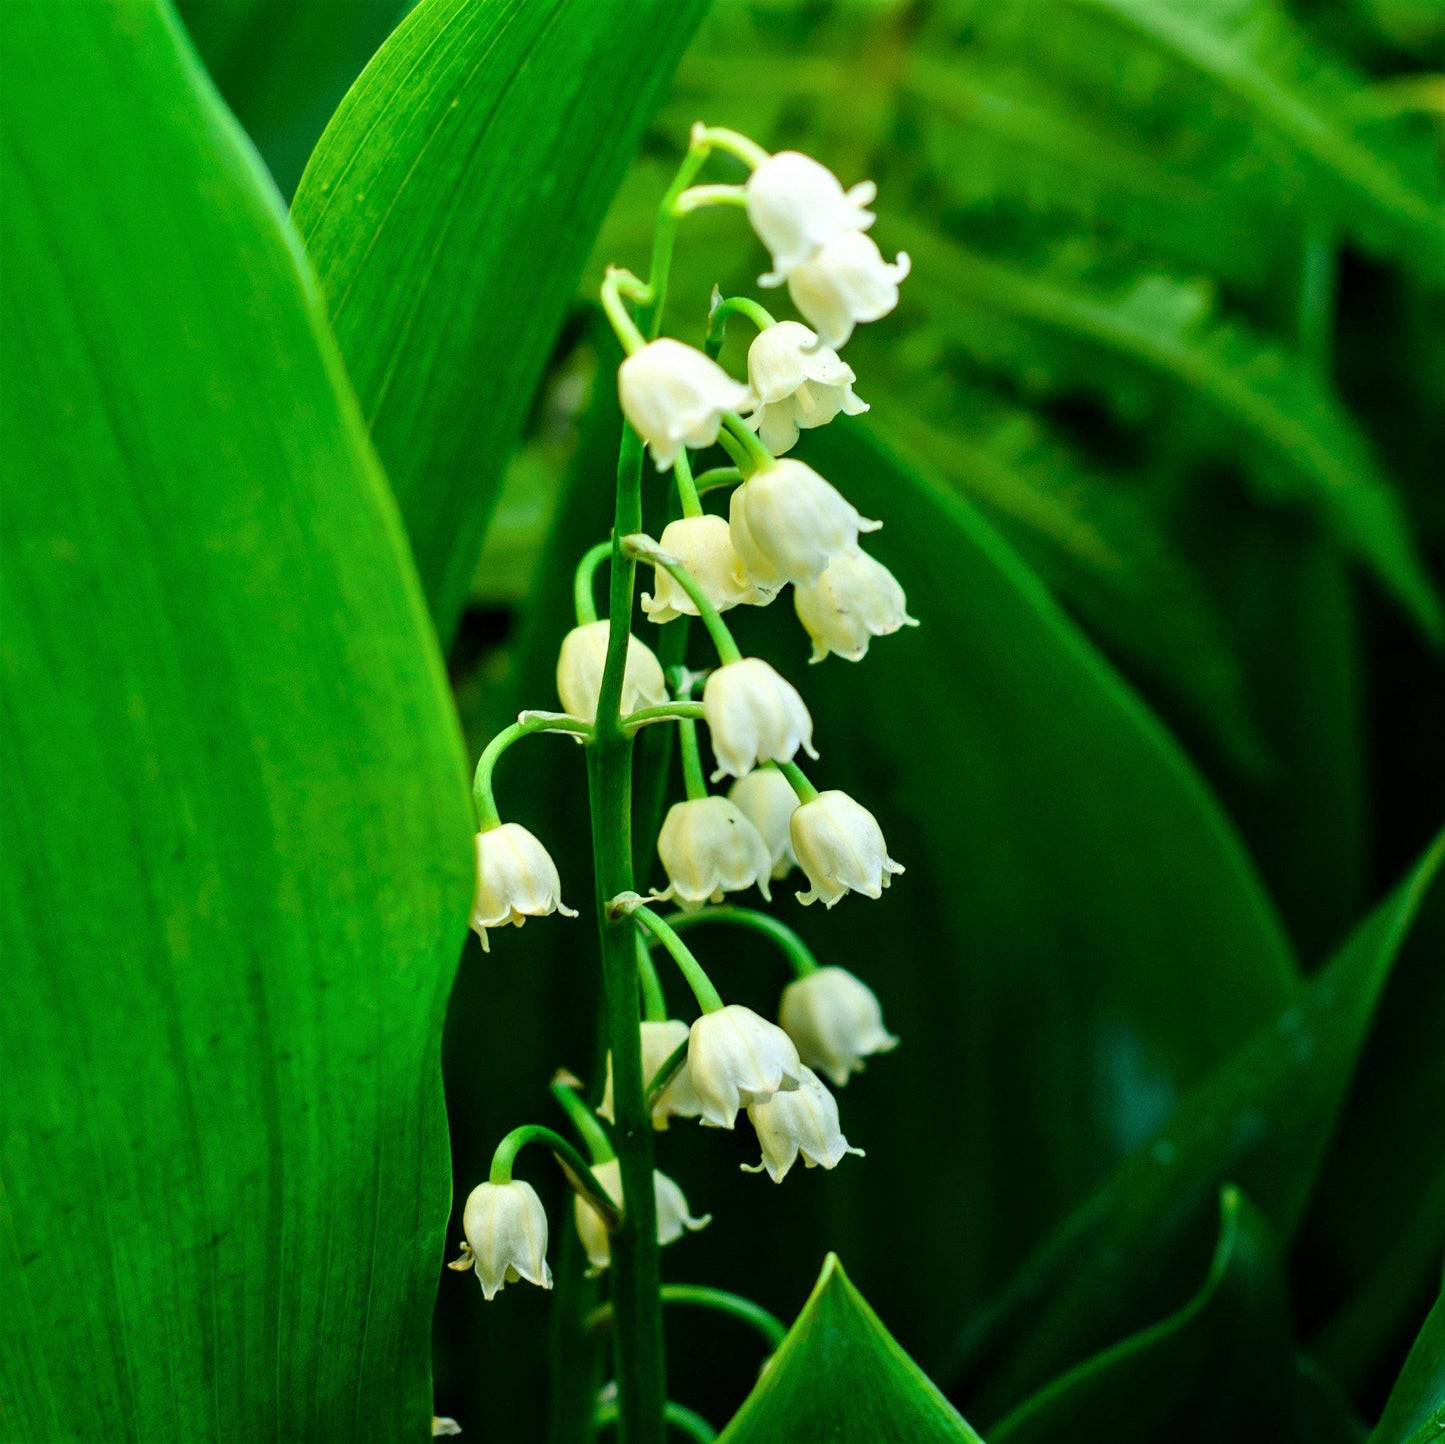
[587,423,665,1444]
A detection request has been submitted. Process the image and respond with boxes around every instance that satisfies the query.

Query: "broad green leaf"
[1371,1289,1445,1444]
[718,1256,984,1444]
[951,835,1444,1423]
[0,3,473,1439]
[992,1189,1318,1443]
[292,0,706,640]
[178,0,405,198]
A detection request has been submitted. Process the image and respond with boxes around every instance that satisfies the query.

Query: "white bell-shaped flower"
[790,790,904,908]
[656,796,774,910]
[618,338,753,472]
[729,458,879,590]
[641,515,766,623]
[743,1066,865,1183]
[470,825,578,952]
[703,657,817,782]
[457,1179,552,1300]
[786,232,911,351]
[744,321,869,456]
[727,767,799,879]
[794,547,918,663]
[687,1003,803,1129]
[573,1158,710,1274]
[556,620,667,723]
[599,1019,704,1130]
[779,966,899,1086]
[746,151,877,286]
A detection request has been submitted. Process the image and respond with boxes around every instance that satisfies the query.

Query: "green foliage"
[718,1256,984,1443]
[0,1,473,1438]
[1371,1290,1445,1444]
[292,0,707,641]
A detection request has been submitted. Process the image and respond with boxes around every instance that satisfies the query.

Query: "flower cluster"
[453,125,912,1387]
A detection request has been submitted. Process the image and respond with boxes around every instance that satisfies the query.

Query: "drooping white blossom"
[793,547,918,663]
[743,1066,864,1183]
[729,458,879,591]
[727,767,800,879]
[745,151,877,286]
[455,1180,552,1300]
[641,515,766,624]
[599,1019,704,1131]
[556,620,667,723]
[655,796,774,910]
[744,321,869,456]
[573,1158,710,1274]
[779,967,898,1086]
[790,790,904,908]
[785,232,911,351]
[687,1003,803,1129]
[702,657,817,781]
[618,338,753,472]
[471,825,578,951]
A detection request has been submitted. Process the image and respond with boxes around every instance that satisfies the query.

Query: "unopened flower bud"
[456,1179,552,1300]
[743,1065,864,1182]
[599,1019,704,1130]
[688,1003,803,1129]
[746,151,877,286]
[656,796,773,910]
[794,547,918,663]
[619,338,753,472]
[790,790,904,907]
[703,657,817,781]
[779,967,898,1086]
[556,620,667,723]
[471,825,578,951]
[728,767,799,878]
[744,321,868,456]
[786,232,910,351]
[641,515,766,623]
[573,1158,710,1274]
[729,458,879,590]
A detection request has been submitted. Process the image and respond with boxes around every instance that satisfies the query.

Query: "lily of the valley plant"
[451,127,912,1443]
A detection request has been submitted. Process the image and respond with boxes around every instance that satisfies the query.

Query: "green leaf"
[292,0,706,640]
[0,3,474,1438]
[717,1255,984,1444]
[951,834,1444,1423]
[991,1189,1318,1443]
[1371,1289,1445,1444]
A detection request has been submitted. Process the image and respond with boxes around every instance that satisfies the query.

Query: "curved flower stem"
[675,183,747,214]
[722,411,774,472]
[574,540,612,626]
[776,759,821,804]
[674,449,704,519]
[677,719,708,802]
[587,1283,786,1352]
[613,900,725,1014]
[705,295,777,358]
[663,904,821,977]
[621,535,742,666]
[595,1401,717,1444]
[692,466,743,495]
[488,1125,621,1231]
[550,1073,617,1165]
[601,267,649,354]
[635,933,667,1024]
[624,701,707,734]
[473,713,593,829]
[693,123,770,170]
[645,1037,690,1112]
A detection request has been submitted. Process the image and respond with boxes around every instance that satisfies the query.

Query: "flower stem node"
[470,825,577,951]
[786,232,911,351]
[746,151,877,287]
[556,620,667,724]
[729,458,880,590]
[656,796,774,910]
[743,321,869,456]
[641,516,767,623]
[790,790,904,907]
[702,657,817,781]
[743,1066,864,1182]
[618,338,753,473]
[727,768,800,879]
[600,1019,704,1130]
[794,547,918,663]
[687,1003,804,1129]
[779,966,899,1086]
[455,1180,552,1300]
[573,1158,710,1275]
